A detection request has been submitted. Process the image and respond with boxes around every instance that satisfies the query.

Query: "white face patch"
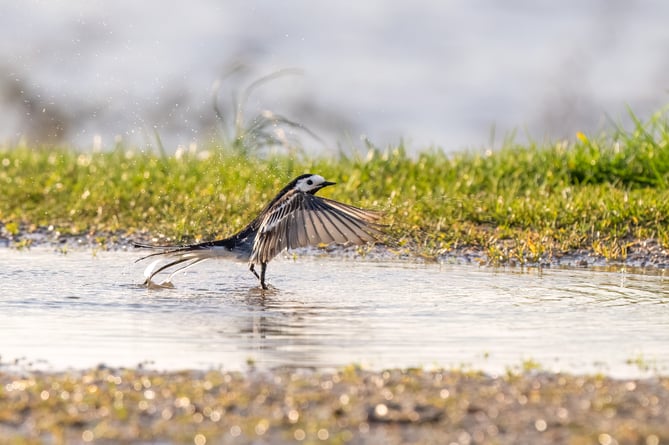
[295,174,326,192]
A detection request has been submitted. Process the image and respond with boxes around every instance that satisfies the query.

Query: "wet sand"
[1,366,667,444]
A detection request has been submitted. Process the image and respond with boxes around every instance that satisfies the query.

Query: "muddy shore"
[5,228,669,270]
[1,366,667,445]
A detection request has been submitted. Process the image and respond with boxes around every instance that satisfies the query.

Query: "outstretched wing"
[251,191,384,264]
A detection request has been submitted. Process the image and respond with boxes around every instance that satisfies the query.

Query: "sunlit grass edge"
[2,109,669,263]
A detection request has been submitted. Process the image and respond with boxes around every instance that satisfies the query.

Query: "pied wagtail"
[135,174,384,289]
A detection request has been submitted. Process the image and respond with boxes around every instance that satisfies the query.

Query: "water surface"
[1,248,668,377]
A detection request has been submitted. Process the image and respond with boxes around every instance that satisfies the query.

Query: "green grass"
[2,109,669,262]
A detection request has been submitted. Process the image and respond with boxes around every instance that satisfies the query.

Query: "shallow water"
[1,248,668,377]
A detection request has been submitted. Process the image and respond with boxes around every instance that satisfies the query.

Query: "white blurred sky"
[1,0,668,152]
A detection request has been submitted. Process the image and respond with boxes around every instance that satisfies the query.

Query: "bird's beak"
[321,181,336,188]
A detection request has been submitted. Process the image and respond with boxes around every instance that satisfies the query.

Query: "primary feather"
[251,194,383,264]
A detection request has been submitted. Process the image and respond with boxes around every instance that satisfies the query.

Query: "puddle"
[1,247,668,377]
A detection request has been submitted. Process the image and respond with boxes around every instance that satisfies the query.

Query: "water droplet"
[317,429,329,440]
[294,429,306,441]
[374,403,388,417]
[598,433,613,445]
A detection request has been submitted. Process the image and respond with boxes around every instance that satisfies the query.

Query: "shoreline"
[0,365,667,444]
[4,228,669,271]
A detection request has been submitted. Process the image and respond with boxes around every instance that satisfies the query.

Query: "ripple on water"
[1,248,668,377]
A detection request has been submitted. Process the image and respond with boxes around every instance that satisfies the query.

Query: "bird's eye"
[307,179,313,185]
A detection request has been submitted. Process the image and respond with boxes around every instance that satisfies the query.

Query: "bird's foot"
[143,278,174,289]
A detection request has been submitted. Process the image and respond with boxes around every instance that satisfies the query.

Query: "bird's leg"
[260,262,268,290]
[250,263,260,279]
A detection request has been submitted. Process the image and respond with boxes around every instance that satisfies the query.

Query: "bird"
[135,173,384,289]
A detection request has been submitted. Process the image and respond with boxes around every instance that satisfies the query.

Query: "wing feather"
[311,205,359,244]
[307,205,338,244]
[311,199,376,244]
[313,197,383,240]
[295,210,309,246]
[251,192,384,264]
[319,197,383,223]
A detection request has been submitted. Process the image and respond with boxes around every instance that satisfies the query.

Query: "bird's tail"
[133,239,235,287]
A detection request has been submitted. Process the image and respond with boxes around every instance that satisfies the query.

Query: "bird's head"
[293,174,336,194]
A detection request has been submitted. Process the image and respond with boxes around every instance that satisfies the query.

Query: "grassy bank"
[2,111,669,263]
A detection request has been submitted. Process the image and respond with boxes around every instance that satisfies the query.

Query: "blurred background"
[1,0,668,154]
